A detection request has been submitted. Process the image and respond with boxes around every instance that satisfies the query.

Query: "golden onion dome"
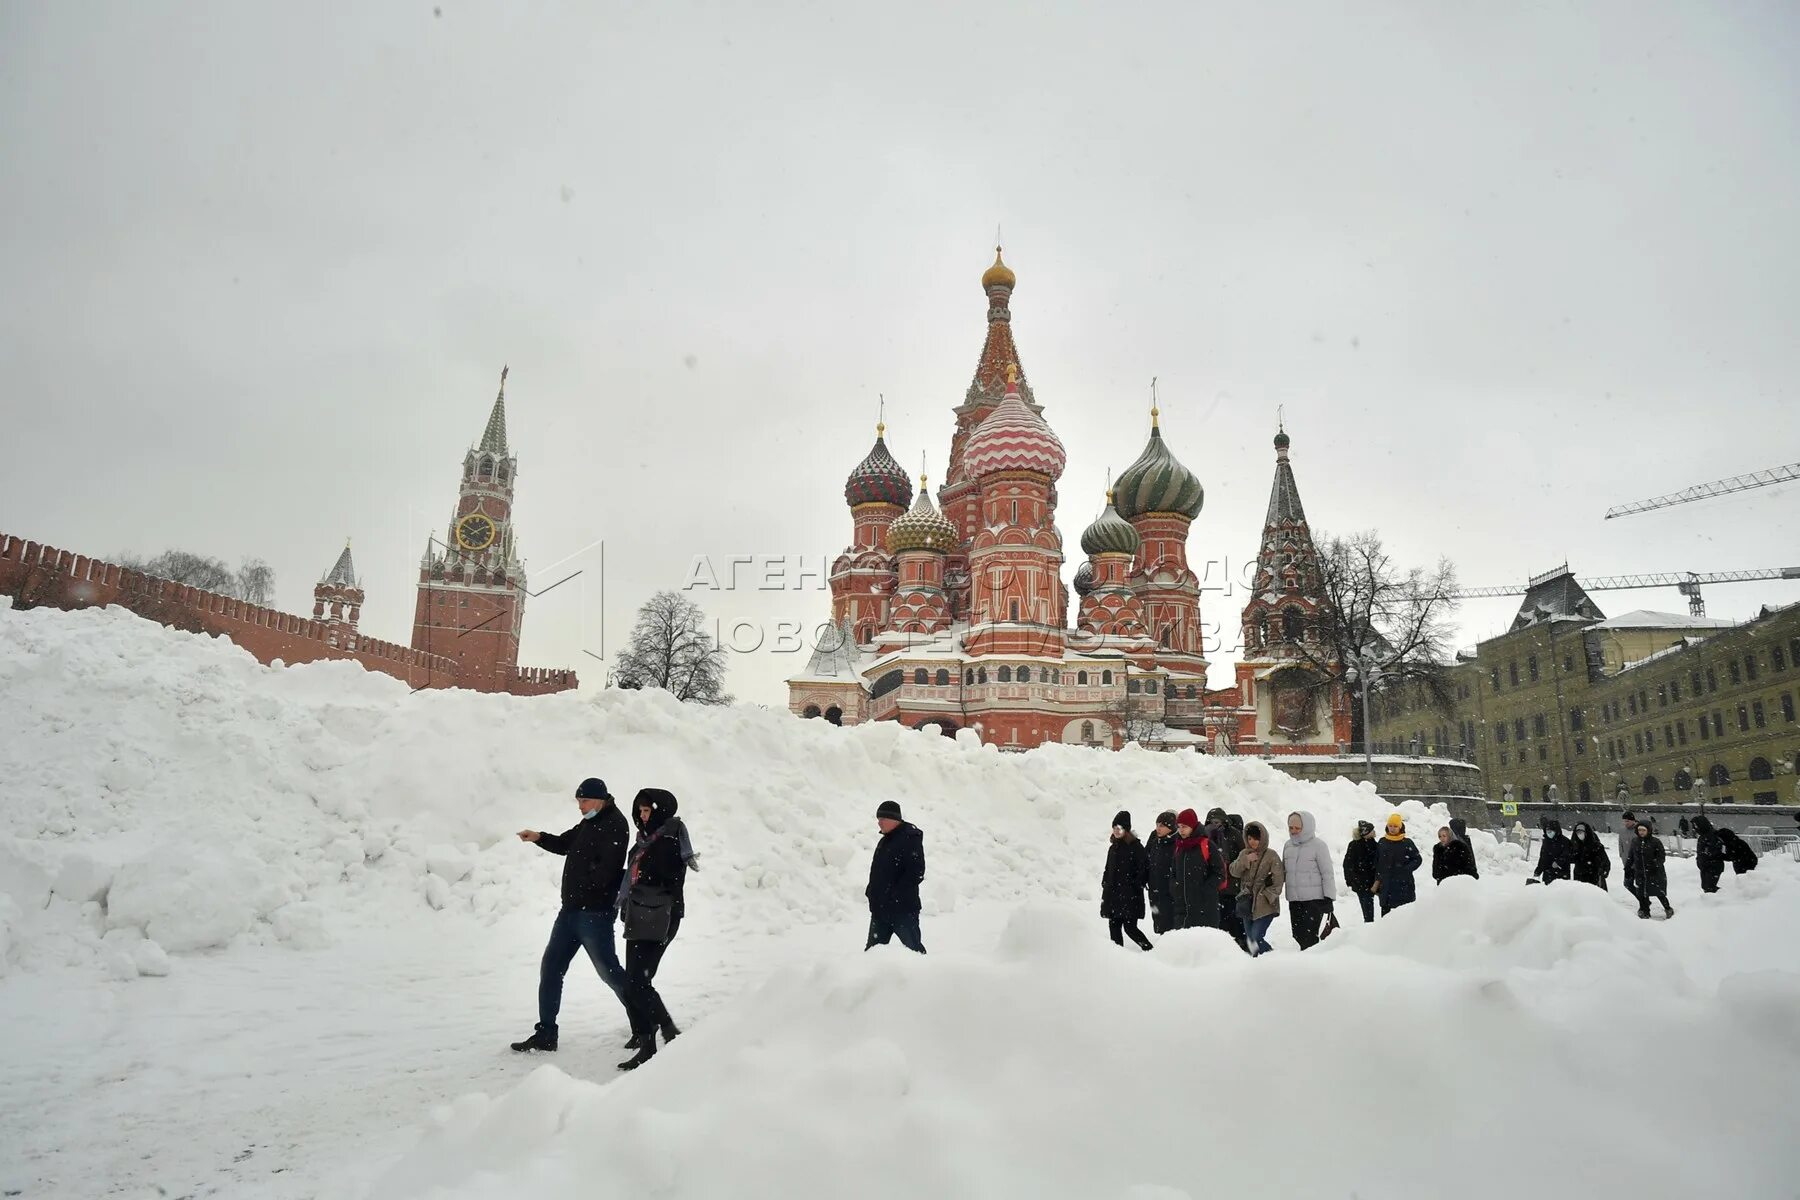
[981,246,1016,290]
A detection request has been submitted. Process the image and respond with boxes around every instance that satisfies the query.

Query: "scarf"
[1174,832,1211,860]
[628,827,662,887]
[1383,831,1408,842]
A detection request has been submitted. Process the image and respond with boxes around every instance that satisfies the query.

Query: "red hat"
[1176,808,1200,829]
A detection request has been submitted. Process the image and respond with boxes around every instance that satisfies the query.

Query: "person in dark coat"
[865,800,927,952]
[1206,807,1246,943]
[616,788,689,1071]
[1168,808,1224,930]
[1677,816,1692,839]
[1626,821,1673,919]
[1532,817,1573,884]
[1568,821,1611,890]
[1101,811,1153,950]
[1343,821,1380,923]
[1145,811,1179,933]
[1618,810,1640,903]
[1447,817,1480,879]
[1374,814,1423,915]
[1692,815,1726,893]
[511,777,632,1053]
[1432,826,1478,884]
[1718,827,1759,875]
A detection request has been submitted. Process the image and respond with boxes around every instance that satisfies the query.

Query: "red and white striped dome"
[963,368,1066,481]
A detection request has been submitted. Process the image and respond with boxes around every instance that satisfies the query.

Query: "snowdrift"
[380,886,1800,1200]
[0,599,1463,977]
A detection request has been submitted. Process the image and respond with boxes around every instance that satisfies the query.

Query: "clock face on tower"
[455,513,497,552]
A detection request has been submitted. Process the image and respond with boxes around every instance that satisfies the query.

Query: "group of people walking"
[510,778,696,1070]
[1101,808,1444,956]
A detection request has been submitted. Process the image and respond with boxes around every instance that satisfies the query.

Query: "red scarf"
[629,827,662,887]
[1174,833,1211,861]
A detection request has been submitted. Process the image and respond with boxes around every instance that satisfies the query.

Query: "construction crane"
[1448,566,1800,617]
[1604,462,1800,520]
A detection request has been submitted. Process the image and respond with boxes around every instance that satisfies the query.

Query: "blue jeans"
[1245,914,1276,956]
[538,907,627,1029]
[865,912,926,953]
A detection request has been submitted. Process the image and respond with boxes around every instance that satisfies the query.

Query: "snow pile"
[0,600,1458,977]
[377,883,1800,1200]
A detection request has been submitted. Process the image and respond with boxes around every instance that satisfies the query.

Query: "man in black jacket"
[509,777,631,1052]
[866,800,926,953]
[1343,821,1380,922]
[1692,815,1726,893]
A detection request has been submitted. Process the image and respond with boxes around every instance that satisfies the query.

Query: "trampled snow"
[2,599,1798,1198]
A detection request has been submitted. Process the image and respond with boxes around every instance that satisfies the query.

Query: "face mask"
[581,806,601,821]
[1575,831,1585,840]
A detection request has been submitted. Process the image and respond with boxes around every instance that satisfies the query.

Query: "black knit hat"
[876,800,903,821]
[1156,810,1178,829]
[1112,810,1131,831]
[575,777,610,800]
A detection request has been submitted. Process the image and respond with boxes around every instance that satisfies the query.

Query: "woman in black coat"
[1375,815,1423,914]
[1144,810,1179,933]
[1568,821,1611,890]
[1431,826,1478,884]
[1343,821,1380,922]
[1169,808,1224,930]
[1101,811,1153,950]
[1626,822,1673,919]
[1532,817,1573,884]
[616,788,689,1071]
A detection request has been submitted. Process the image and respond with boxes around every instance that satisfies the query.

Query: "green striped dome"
[1113,426,1204,520]
[1079,499,1141,556]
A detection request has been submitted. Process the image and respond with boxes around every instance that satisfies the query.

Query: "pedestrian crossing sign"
[1500,801,1518,817]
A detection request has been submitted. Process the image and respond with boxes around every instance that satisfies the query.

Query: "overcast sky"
[4,2,1797,705]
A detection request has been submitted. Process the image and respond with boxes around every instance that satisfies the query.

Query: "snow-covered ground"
[3,601,1798,1198]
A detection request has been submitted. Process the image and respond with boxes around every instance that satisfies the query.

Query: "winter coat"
[1375,834,1423,907]
[1568,823,1611,889]
[1719,829,1759,874]
[1282,811,1338,902]
[622,791,695,916]
[1342,833,1380,894]
[1229,838,1286,921]
[1533,820,1573,883]
[1448,818,1480,879]
[535,803,631,911]
[1169,833,1224,929]
[1692,816,1726,872]
[1101,835,1149,921]
[1206,809,1246,893]
[1145,830,1177,919]
[1626,834,1668,896]
[1432,838,1478,883]
[867,821,927,918]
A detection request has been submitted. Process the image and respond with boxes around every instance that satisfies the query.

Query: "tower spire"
[1150,376,1159,429]
[479,365,510,454]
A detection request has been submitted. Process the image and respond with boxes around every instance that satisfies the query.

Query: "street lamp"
[1345,652,1381,786]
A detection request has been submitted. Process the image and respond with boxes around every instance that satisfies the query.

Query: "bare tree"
[1098,672,1164,747]
[1284,530,1460,746]
[117,549,278,604]
[612,590,732,705]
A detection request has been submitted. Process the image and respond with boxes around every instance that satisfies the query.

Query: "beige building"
[1369,569,1800,807]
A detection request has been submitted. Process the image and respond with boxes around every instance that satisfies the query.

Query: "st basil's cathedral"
[787,249,1352,753]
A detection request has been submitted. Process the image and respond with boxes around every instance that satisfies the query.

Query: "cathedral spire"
[479,365,509,454]
[321,539,357,587]
[1265,423,1305,525]
[965,245,1032,409]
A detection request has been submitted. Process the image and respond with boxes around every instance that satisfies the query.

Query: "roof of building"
[963,367,1066,481]
[1511,567,1605,629]
[885,479,957,553]
[1112,411,1203,519]
[1591,610,1737,631]
[845,428,913,509]
[479,366,509,455]
[320,543,357,587]
[1265,427,1306,526]
[793,619,864,682]
[1079,494,1140,557]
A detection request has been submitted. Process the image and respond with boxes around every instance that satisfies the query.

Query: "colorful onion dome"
[963,366,1066,481]
[844,424,913,508]
[1080,493,1141,556]
[1113,409,1203,519]
[981,245,1016,290]
[886,477,958,554]
[1072,560,1096,597]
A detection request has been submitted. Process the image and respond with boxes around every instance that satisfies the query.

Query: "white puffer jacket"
[1282,810,1338,901]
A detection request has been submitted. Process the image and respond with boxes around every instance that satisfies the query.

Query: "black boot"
[617,1030,657,1071]
[510,1024,557,1053]
[623,1032,642,1050]
[1662,901,1675,918]
[659,1019,681,1043]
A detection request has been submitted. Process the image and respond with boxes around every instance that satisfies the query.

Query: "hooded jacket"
[1101,815,1149,921]
[867,820,927,918]
[1626,827,1667,895]
[1568,821,1611,889]
[1432,833,1478,883]
[1375,819,1423,907]
[1229,822,1286,920]
[1692,815,1726,872]
[1282,811,1338,902]
[1145,825,1177,910]
[1342,822,1380,893]
[1448,818,1479,879]
[1533,818,1573,883]
[1718,828,1759,874]
[1206,808,1246,892]
[623,788,689,918]
[1169,810,1224,929]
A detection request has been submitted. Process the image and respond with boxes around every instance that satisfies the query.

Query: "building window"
[1775,645,1788,671]
[1127,678,1141,694]
[1657,684,1667,708]
[1500,750,1510,766]
[1102,670,1113,685]
[1783,693,1796,723]
[1712,711,1724,736]
[914,668,928,685]
[977,668,988,684]
[1698,712,1710,740]
[1538,745,1548,763]
[1627,694,1637,716]
[1663,723,1673,747]
[1574,737,1585,756]
[1737,704,1749,732]
[936,668,949,686]
[1521,787,1532,803]
[1691,670,1703,695]
[1752,699,1765,729]
[1578,781,1591,803]
[1496,724,1508,744]
[1639,689,1648,712]
[1674,768,1692,790]
[1146,680,1158,695]
[965,669,974,684]
[1634,731,1643,754]
[1082,720,1096,742]
[1642,775,1661,795]
[1707,669,1717,692]
[1513,718,1526,742]
[1676,719,1687,745]
[1750,756,1774,781]
[1010,500,1019,524]
[1528,655,1539,682]
[1077,670,1089,685]
[823,706,843,726]
[1709,763,1731,786]
[1187,684,1198,699]
[1728,660,1742,686]
[1746,654,1759,682]
[802,704,821,719]
[1490,667,1501,692]
[1671,678,1682,702]
[1570,707,1584,731]
[1009,600,1020,622]
[998,666,1012,683]
[1509,661,1519,686]
[1533,714,1547,738]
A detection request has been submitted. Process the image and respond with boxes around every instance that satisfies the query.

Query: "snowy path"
[0,903,1006,1199]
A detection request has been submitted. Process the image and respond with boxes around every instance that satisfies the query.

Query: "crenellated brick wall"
[0,532,576,695]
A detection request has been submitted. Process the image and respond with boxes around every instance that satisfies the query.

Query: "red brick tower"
[410,367,529,690]
[313,540,363,645]
[1114,399,1208,680]
[884,473,957,636]
[831,420,911,646]
[963,365,1067,659]
[940,247,1037,621]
